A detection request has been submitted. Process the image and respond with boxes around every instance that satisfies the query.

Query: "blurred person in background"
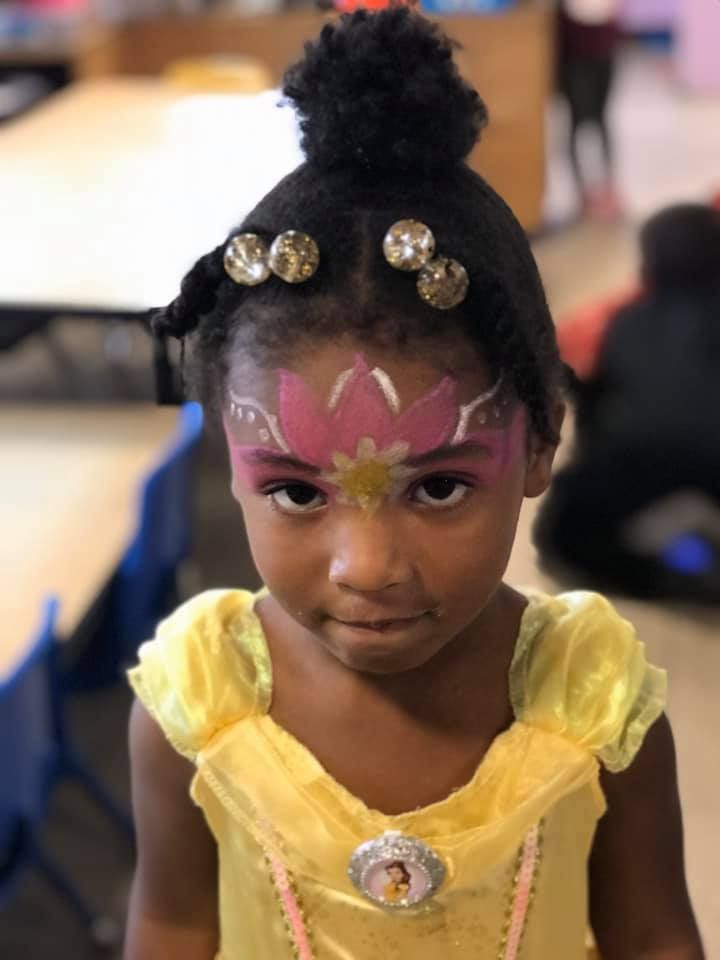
[557,0,622,221]
[536,202,720,603]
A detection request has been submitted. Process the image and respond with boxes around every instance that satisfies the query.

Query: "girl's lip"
[332,613,428,632]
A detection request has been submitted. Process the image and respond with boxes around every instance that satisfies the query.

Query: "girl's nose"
[327,509,413,593]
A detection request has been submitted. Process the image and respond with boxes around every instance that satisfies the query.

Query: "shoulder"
[511,591,667,772]
[127,589,271,762]
[589,714,703,952]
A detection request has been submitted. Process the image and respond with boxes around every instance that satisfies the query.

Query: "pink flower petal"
[278,369,332,466]
[331,356,396,454]
[276,354,464,468]
[392,377,459,455]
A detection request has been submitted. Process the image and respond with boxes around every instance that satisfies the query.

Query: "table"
[0,21,108,70]
[0,77,304,317]
[1,405,178,681]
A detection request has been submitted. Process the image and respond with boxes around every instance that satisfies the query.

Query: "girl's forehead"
[228,340,498,407]
[224,343,523,511]
[224,341,520,479]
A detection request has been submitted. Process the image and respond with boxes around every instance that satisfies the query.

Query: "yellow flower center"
[337,459,394,505]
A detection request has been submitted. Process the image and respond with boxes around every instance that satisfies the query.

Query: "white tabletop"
[0,78,304,313]
[1,405,179,681]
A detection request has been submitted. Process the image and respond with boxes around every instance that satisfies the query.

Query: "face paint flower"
[226,353,508,513]
[277,354,459,469]
[321,437,418,510]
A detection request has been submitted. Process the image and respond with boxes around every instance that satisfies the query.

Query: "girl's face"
[224,338,560,675]
[387,866,405,883]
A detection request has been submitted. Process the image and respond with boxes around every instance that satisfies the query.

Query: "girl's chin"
[320,617,445,674]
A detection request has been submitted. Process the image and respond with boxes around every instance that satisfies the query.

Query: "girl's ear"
[524,400,565,499]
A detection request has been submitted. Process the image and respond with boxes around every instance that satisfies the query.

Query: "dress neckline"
[241,590,545,824]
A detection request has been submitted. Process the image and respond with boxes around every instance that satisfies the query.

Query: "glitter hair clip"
[224,231,320,286]
[383,219,469,310]
[223,221,467,308]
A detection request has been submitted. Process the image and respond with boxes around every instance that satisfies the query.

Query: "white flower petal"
[356,437,378,460]
[383,441,411,464]
[389,464,418,481]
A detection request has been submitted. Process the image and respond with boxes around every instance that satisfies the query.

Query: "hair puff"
[283,7,487,176]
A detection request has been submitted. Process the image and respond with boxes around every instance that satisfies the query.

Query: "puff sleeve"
[127,589,271,762]
[510,592,667,773]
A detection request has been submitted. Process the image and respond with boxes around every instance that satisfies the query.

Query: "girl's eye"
[267,483,326,514]
[412,477,471,508]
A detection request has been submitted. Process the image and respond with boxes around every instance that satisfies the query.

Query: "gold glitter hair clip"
[383,219,469,310]
[224,231,320,286]
[224,220,468,310]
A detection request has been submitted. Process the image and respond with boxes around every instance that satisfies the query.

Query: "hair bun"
[283,7,487,176]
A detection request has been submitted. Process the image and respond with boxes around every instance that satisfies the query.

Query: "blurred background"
[0,0,718,956]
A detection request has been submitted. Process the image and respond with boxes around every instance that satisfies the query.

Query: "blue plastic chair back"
[112,402,204,662]
[420,0,515,12]
[0,598,58,898]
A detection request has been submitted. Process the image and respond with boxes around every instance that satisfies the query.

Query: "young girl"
[125,9,703,959]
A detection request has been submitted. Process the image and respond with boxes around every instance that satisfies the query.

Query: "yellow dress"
[128,589,666,960]
[383,881,411,904]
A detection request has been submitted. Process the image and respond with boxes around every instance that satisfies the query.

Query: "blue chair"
[1,598,130,944]
[69,402,204,688]
[0,599,57,899]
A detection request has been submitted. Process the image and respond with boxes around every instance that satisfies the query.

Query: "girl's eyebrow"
[406,441,492,468]
[237,448,321,475]
[236,442,492,473]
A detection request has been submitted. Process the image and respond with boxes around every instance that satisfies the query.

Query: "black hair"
[640,203,720,292]
[152,7,563,442]
[385,861,412,886]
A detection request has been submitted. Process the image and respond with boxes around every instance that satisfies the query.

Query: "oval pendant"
[348,831,446,909]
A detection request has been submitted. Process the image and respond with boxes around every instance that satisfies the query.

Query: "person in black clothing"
[536,203,720,602]
[557,0,622,220]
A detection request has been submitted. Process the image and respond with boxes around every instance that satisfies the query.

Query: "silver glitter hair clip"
[383,219,469,310]
[224,231,320,286]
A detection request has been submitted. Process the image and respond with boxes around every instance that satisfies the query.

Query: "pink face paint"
[227,414,525,515]
[226,442,335,498]
[225,352,521,510]
[404,411,527,487]
[278,354,459,468]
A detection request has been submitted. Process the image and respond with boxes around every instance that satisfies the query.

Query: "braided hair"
[152,7,563,442]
